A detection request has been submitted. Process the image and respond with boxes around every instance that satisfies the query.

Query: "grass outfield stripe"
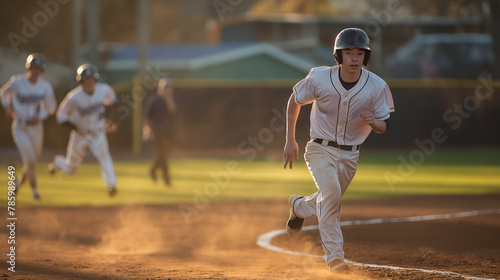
[2,150,499,207]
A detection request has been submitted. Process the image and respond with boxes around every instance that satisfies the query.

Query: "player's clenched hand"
[359,110,375,125]
[142,125,152,141]
[6,109,16,120]
[283,140,299,169]
[104,120,117,133]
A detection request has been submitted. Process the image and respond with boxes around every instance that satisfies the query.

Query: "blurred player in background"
[142,78,177,186]
[48,63,118,197]
[0,53,57,201]
[283,28,395,273]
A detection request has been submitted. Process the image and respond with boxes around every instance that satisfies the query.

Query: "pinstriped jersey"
[0,74,56,121]
[57,83,116,131]
[294,65,395,146]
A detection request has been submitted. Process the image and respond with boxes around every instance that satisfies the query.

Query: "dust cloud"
[92,207,165,255]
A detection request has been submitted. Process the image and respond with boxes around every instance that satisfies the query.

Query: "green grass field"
[1,148,499,207]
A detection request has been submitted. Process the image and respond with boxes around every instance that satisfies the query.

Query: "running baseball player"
[283,28,395,273]
[0,53,57,201]
[48,63,118,197]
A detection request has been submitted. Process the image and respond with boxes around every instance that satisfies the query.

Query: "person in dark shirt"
[142,78,177,186]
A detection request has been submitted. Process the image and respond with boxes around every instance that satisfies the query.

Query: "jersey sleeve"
[293,68,317,105]
[371,83,395,121]
[103,84,117,106]
[0,76,16,111]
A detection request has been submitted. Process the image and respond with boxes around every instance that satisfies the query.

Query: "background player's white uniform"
[292,65,394,265]
[0,74,56,193]
[51,83,117,189]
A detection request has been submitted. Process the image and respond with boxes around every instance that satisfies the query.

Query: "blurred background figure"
[0,53,57,201]
[142,78,178,186]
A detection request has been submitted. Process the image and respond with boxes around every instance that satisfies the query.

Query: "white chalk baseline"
[257,209,500,280]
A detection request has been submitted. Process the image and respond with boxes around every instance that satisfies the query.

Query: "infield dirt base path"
[1,194,499,279]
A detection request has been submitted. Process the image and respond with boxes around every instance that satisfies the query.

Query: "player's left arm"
[36,83,57,122]
[360,111,388,134]
[362,83,395,134]
[103,84,118,132]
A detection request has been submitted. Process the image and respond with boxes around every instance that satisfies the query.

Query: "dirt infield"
[1,194,499,279]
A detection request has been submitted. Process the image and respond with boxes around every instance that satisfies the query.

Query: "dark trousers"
[152,131,173,185]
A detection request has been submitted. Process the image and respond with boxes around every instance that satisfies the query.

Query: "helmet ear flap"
[363,50,371,66]
[334,50,342,65]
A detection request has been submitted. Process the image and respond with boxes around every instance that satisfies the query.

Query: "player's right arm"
[0,76,16,119]
[284,68,317,169]
[164,90,177,114]
[283,93,301,169]
[56,92,78,131]
[142,96,154,141]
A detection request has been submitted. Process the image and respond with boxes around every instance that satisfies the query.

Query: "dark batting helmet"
[76,63,100,83]
[333,28,371,66]
[25,53,46,70]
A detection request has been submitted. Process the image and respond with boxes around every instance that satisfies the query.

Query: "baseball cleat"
[33,190,42,201]
[13,179,21,195]
[328,259,349,273]
[107,186,117,197]
[48,163,56,175]
[286,195,304,235]
[163,176,171,187]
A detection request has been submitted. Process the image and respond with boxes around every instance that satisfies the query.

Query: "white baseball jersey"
[294,65,395,145]
[0,74,56,121]
[57,83,116,131]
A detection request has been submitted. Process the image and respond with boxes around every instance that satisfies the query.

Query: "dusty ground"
[1,194,499,280]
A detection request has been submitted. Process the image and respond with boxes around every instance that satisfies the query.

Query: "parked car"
[385,33,493,79]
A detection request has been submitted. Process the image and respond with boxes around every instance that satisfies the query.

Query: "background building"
[0,0,498,153]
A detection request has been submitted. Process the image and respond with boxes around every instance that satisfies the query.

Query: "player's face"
[82,77,96,94]
[163,83,173,95]
[28,66,43,78]
[341,48,365,73]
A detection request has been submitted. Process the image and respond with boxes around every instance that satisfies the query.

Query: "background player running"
[48,64,118,197]
[0,53,57,201]
[283,28,395,273]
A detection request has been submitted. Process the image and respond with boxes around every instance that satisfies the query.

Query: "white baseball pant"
[12,120,43,183]
[294,140,359,265]
[53,130,117,187]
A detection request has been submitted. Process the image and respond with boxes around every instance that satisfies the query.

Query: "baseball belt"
[15,118,39,126]
[313,138,360,151]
